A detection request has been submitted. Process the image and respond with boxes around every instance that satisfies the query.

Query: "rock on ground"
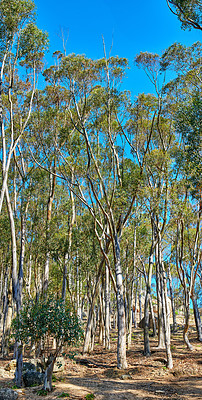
[0,388,18,400]
[23,370,44,387]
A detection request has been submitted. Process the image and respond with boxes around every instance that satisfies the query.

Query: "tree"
[166,0,202,30]
[12,297,83,391]
[0,0,48,214]
[175,91,202,197]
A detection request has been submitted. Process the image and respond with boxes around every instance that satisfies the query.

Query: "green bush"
[12,296,83,348]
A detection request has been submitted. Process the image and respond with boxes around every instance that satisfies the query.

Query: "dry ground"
[0,324,202,400]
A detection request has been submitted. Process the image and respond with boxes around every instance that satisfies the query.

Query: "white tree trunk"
[114,234,127,369]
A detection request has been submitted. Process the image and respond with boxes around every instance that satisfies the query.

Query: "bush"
[12,297,83,348]
[12,297,83,391]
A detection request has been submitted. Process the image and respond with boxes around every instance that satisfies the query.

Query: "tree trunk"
[143,290,151,356]
[83,260,104,353]
[144,225,155,356]
[167,263,177,332]
[158,230,173,369]
[62,176,75,301]
[149,296,157,337]
[156,249,165,350]
[127,227,137,349]
[114,233,127,369]
[105,263,110,349]
[15,342,23,388]
[76,262,81,319]
[191,294,202,342]
[26,254,32,297]
[138,275,142,323]
[43,163,56,296]
[183,293,193,351]
[98,289,105,345]
[43,355,57,392]
[1,277,12,356]
[133,283,138,328]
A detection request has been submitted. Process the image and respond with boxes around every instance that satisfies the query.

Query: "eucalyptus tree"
[0,0,48,387]
[162,41,201,288]
[171,182,202,348]
[126,51,177,368]
[166,0,202,30]
[172,94,202,344]
[0,0,48,214]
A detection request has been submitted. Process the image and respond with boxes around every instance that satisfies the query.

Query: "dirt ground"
[0,325,202,400]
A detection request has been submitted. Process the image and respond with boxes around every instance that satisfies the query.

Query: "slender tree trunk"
[183,290,193,350]
[127,226,137,349]
[114,233,127,369]
[144,224,155,356]
[83,260,104,353]
[191,294,202,341]
[5,184,24,385]
[62,176,75,300]
[158,230,173,369]
[43,163,56,296]
[133,281,138,328]
[139,275,142,322]
[76,267,81,318]
[156,244,165,349]
[99,288,105,345]
[26,254,32,297]
[62,253,68,300]
[167,263,177,332]
[149,296,157,337]
[2,276,12,356]
[176,220,194,351]
[105,262,110,349]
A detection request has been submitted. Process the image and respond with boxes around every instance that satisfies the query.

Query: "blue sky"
[34,0,200,96]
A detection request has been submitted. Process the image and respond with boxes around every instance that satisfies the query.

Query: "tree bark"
[191,294,202,342]
[158,230,173,369]
[114,233,127,369]
[83,259,104,353]
[144,223,155,356]
[167,263,177,332]
[105,262,110,349]
[43,162,56,296]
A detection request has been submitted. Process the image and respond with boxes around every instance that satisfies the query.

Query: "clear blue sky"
[34,0,200,96]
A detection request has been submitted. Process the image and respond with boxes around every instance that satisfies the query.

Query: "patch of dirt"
[0,326,202,400]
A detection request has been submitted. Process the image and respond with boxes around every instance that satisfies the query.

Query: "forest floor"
[0,322,202,400]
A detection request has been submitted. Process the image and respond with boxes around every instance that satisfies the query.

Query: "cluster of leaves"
[175,90,202,196]
[12,296,83,346]
[166,0,202,31]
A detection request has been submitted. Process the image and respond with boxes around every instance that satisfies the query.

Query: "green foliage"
[167,0,202,31]
[37,389,48,396]
[161,42,202,91]
[175,90,202,196]
[19,23,49,67]
[0,0,35,37]
[12,296,83,347]
[57,393,70,398]
[85,394,95,400]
